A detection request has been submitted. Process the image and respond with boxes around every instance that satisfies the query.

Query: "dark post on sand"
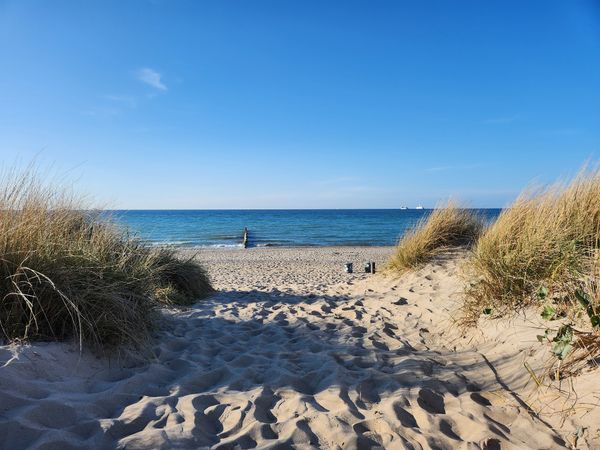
[243,227,249,248]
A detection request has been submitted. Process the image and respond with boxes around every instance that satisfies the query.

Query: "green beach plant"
[536,285,600,378]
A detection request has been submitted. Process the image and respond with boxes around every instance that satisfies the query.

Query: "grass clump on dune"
[0,168,212,350]
[463,167,600,321]
[151,248,212,306]
[387,202,485,273]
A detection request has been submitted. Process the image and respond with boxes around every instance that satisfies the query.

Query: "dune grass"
[463,168,600,322]
[151,247,213,306]
[0,169,212,350]
[462,167,600,375]
[387,202,485,273]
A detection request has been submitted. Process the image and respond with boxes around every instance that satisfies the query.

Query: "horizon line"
[103,207,505,211]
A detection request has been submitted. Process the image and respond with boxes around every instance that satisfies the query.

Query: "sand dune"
[0,247,591,449]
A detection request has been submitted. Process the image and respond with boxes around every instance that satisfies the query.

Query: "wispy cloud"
[542,128,583,136]
[482,114,522,125]
[104,94,137,108]
[135,68,167,90]
[314,176,361,186]
[80,106,121,117]
[308,176,383,200]
[425,163,484,173]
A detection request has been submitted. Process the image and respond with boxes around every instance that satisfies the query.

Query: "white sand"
[0,247,597,449]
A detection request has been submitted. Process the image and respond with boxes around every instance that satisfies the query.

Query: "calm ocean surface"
[111,209,502,248]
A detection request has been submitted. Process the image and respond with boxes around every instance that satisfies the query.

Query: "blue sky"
[1,0,599,208]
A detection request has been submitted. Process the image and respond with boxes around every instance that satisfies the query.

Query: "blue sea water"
[111,209,502,248]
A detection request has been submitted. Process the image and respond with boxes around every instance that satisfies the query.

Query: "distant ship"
[415,205,424,210]
[399,206,408,210]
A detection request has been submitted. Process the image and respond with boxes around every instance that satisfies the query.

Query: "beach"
[2,246,597,449]
[3,0,598,447]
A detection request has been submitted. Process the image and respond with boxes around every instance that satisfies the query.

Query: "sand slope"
[0,247,585,449]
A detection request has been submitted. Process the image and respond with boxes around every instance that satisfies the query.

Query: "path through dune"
[0,247,570,449]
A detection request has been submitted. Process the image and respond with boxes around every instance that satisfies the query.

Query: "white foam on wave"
[149,242,243,248]
[203,243,244,248]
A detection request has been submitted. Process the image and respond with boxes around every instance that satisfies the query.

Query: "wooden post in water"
[243,227,249,248]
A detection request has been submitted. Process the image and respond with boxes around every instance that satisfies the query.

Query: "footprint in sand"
[393,401,419,428]
[417,388,446,414]
[253,387,280,424]
[393,297,409,305]
[24,401,78,429]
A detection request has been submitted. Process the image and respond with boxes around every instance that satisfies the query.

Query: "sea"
[111,209,501,248]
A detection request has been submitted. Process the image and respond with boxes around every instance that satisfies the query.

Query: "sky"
[0,0,599,209]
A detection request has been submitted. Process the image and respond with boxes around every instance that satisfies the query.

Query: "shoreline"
[187,244,397,250]
[157,244,399,250]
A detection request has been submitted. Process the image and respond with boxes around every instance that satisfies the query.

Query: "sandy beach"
[3,1,598,448]
[0,246,597,449]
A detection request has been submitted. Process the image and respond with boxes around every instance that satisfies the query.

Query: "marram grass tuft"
[0,168,212,350]
[387,202,484,273]
[463,166,600,323]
